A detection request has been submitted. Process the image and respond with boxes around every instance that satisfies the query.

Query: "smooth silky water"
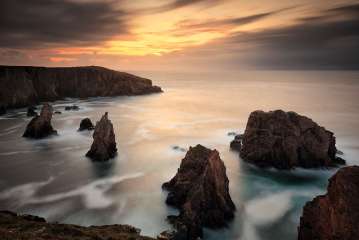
[0,71,358,240]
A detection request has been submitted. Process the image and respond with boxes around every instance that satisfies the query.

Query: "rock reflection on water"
[0,71,359,240]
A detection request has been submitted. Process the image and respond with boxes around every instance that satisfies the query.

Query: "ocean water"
[0,71,358,240]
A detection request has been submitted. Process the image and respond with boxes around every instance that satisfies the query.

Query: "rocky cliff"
[0,210,155,240]
[0,65,162,110]
[298,166,359,240]
[162,144,235,240]
[239,110,345,169]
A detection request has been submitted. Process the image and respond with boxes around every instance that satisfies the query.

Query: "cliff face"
[0,210,155,240]
[0,65,162,109]
[298,166,359,240]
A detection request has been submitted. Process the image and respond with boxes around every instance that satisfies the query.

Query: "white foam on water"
[245,191,293,226]
[128,125,157,144]
[28,172,144,209]
[0,177,54,207]
[241,221,260,240]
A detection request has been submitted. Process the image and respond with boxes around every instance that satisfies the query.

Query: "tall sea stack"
[162,144,235,240]
[86,112,117,161]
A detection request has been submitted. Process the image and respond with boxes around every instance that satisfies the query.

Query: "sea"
[0,70,358,240]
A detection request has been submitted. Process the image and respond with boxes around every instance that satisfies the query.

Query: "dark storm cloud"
[0,0,128,48]
[226,3,359,69]
[132,0,219,14]
[176,8,289,32]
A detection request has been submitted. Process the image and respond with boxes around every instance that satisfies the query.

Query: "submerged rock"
[23,103,57,139]
[54,111,62,114]
[172,145,187,152]
[0,210,154,240]
[86,112,117,161]
[162,144,235,240]
[298,166,359,240]
[65,105,79,111]
[78,118,94,131]
[240,110,345,169]
[26,106,37,117]
[0,106,6,115]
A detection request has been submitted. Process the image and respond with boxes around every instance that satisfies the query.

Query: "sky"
[0,0,358,71]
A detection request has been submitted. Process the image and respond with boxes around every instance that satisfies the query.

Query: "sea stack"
[23,103,57,139]
[298,166,359,240]
[239,110,345,169]
[162,144,235,240]
[86,112,117,161]
[78,118,94,131]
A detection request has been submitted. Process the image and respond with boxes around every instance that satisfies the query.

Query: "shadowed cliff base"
[0,65,162,110]
[0,210,155,240]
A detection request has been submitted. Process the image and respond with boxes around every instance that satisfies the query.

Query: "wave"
[27,172,144,209]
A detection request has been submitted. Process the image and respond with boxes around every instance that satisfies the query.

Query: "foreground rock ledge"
[23,103,57,139]
[162,144,235,240]
[0,210,154,240]
[239,110,345,169]
[298,166,359,240]
[86,112,117,161]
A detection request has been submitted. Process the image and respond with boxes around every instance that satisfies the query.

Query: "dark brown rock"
[0,65,162,109]
[86,112,117,161]
[240,110,345,169]
[0,106,6,115]
[298,166,359,240]
[23,103,57,139]
[27,106,37,117]
[0,210,154,240]
[162,144,235,240]
[230,134,243,151]
[65,105,79,111]
[78,118,94,131]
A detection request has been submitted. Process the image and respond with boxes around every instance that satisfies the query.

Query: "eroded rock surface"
[298,166,359,240]
[162,144,235,240]
[86,112,117,161]
[23,103,57,139]
[240,110,345,169]
[0,210,154,240]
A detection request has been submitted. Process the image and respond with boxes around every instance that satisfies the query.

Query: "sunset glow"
[1,0,358,70]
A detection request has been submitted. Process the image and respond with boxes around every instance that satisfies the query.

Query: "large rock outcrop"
[298,166,359,240]
[23,103,57,139]
[239,110,345,169]
[162,144,235,240]
[0,210,154,240]
[86,112,117,161]
[0,65,162,110]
